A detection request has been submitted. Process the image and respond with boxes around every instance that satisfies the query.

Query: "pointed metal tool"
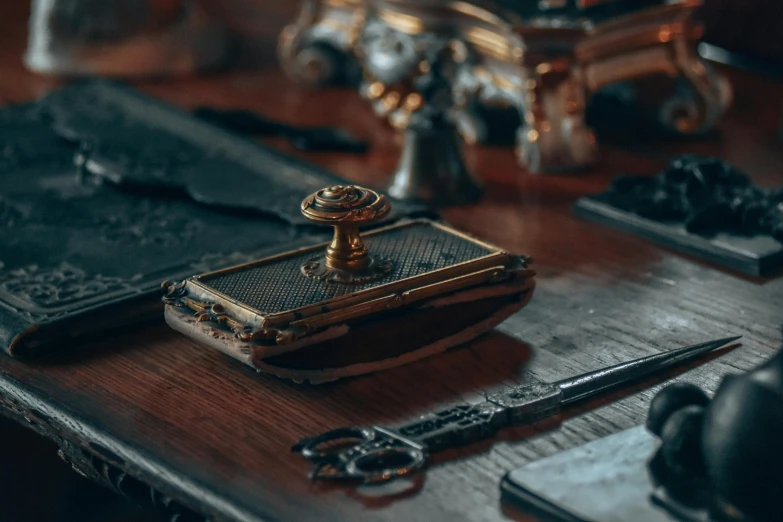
[556,336,741,404]
[294,336,741,484]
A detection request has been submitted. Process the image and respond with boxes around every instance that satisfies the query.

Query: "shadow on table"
[0,416,151,522]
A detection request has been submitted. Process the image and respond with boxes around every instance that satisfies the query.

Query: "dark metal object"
[388,120,483,204]
[646,342,783,522]
[294,336,739,484]
[0,81,427,357]
[574,155,783,277]
[193,107,369,153]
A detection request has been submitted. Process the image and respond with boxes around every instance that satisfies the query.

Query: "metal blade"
[556,336,741,405]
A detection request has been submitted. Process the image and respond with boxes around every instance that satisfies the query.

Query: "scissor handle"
[344,444,427,484]
[295,426,429,483]
[295,427,377,463]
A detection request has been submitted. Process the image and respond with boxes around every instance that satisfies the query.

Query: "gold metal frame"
[165,220,530,346]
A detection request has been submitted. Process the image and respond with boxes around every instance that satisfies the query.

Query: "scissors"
[293,336,740,484]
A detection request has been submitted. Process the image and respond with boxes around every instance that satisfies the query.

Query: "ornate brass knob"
[300,185,393,284]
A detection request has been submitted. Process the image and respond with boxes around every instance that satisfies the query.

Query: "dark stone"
[602,155,783,240]
[659,405,706,474]
[646,382,709,437]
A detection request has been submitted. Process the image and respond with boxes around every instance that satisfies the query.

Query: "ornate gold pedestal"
[279,0,731,177]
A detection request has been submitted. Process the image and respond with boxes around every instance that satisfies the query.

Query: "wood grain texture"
[0,1,782,521]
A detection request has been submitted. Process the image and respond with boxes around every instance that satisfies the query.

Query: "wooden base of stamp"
[165,277,535,383]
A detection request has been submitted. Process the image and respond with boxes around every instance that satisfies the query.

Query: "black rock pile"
[604,155,783,240]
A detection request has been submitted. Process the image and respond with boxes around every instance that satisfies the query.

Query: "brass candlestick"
[300,185,393,284]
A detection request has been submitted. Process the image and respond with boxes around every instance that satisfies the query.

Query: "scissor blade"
[555,336,741,405]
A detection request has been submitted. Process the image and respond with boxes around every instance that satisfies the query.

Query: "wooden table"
[1,2,782,521]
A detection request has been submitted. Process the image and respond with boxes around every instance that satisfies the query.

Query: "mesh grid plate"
[200,223,494,314]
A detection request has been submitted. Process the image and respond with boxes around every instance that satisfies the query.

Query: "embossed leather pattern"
[202,223,493,314]
[0,82,432,357]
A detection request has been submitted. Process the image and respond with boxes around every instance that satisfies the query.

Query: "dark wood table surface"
[1,2,782,521]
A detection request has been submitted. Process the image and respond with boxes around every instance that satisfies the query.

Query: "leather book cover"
[0,81,430,358]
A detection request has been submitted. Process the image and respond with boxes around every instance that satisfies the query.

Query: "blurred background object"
[276,0,732,177]
[22,0,783,79]
[25,0,230,76]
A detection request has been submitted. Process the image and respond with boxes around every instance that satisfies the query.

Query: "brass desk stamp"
[163,186,535,382]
